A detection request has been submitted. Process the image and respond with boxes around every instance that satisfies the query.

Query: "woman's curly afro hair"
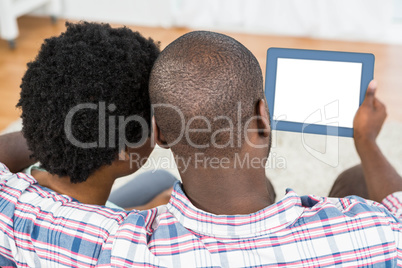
[17,22,160,183]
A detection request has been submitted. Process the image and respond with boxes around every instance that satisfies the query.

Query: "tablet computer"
[265,48,375,137]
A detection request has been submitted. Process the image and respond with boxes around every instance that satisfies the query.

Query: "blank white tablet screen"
[273,58,362,128]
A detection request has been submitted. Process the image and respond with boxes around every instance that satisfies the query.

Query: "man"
[1,30,401,267]
[138,31,402,266]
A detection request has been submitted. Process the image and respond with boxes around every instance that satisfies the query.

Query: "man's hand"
[353,80,387,147]
[352,80,402,202]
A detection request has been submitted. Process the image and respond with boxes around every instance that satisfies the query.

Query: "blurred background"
[0,0,401,197]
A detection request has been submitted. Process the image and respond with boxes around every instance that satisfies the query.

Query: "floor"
[1,16,402,131]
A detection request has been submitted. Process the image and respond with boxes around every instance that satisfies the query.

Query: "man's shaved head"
[149,31,267,158]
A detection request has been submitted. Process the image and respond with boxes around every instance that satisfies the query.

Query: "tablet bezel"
[265,48,375,137]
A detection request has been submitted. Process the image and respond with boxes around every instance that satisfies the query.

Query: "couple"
[0,22,401,267]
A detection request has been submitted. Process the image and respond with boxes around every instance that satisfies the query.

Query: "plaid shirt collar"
[167,182,305,238]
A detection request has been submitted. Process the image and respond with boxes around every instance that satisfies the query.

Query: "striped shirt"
[1,162,402,267]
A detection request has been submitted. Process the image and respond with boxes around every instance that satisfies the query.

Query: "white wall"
[33,0,402,44]
[60,0,174,27]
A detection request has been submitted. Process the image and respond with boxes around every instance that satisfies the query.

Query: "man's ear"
[152,116,170,149]
[256,99,271,137]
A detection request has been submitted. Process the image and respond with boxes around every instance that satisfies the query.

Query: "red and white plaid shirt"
[1,162,402,267]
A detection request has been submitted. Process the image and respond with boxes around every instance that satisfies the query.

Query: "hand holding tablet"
[265,48,375,137]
